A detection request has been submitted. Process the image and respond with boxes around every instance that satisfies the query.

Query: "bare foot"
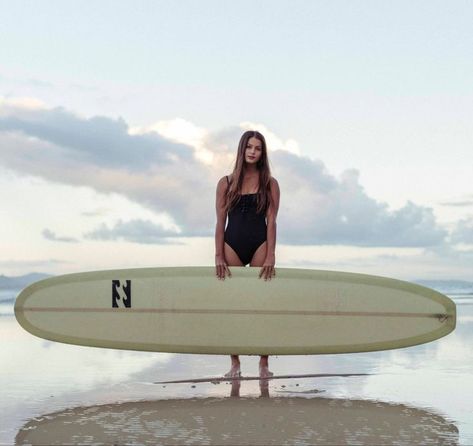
[259,366,274,378]
[224,364,241,378]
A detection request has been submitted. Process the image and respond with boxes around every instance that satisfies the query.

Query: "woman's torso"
[224,175,267,235]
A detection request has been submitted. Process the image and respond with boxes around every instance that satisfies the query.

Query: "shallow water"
[1,288,472,445]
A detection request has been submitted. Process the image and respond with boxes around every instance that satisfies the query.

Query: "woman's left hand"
[259,254,276,281]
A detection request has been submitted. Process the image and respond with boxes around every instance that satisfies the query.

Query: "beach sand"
[1,289,472,445]
[16,397,458,445]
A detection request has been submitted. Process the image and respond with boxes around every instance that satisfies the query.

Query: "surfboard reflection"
[16,393,458,445]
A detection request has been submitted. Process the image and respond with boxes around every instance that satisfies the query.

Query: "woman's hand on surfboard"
[215,254,232,280]
[259,254,276,281]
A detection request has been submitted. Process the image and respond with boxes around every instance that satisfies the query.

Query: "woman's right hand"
[215,254,232,280]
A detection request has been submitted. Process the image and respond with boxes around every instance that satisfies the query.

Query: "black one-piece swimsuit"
[224,175,268,266]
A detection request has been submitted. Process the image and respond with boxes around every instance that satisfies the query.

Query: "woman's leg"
[223,242,244,377]
[250,242,274,378]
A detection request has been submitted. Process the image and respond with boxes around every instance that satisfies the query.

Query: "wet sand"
[16,396,458,445]
[155,372,370,384]
[1,290,472,445]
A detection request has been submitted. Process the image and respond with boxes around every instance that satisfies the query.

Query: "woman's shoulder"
[217,174,232,192]
[222,174,233,184]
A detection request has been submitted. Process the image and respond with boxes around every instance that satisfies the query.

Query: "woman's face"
[244,136,263,166]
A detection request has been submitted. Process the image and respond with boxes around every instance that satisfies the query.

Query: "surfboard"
[14,267,456,355]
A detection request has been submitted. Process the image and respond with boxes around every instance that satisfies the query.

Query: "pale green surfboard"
[14,267,456,355]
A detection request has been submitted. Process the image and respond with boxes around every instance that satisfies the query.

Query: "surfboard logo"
[112,280,131,308]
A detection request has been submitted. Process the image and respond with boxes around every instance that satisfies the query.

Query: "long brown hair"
[225,130,273,214]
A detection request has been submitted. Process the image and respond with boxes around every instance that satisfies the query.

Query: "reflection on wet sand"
[16,382,458,446]
[156,372,369,384]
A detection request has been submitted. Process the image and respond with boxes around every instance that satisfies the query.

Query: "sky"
[1,0,472,280]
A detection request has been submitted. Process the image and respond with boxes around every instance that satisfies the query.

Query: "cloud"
[84,219,182,244]
[42,228,78,243]
[271,151,447,247]
[0,72,55,88]
[24,78,54,88]
[0,100,449,248]
[0,259,71,268]
[288,253,403,269]
[451,217,473,244]
[0,96,46,110]
[130,118,214,165]
[439,198,473,207]
[69,83,100,92]
[240,121,301,155]
[0,104,194,171]
[81,207,112,217]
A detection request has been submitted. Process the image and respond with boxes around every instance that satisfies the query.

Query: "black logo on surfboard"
[112,280,131,308]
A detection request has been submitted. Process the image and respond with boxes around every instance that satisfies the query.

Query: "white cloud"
[0,104,195,170]
[0,259,71,269]
[0,100,450,248]
[0,96,47,111]
[42,228,78,243]
[84,219,182,244]
[130,118,214,165]
[451,216,473,244]
[273,151,446,246]
[240,121,301,155]
[439,195,473,208]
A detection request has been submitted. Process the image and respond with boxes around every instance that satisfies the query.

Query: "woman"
[214,130,280,378]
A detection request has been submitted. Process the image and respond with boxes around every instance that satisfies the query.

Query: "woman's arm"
[260,177,280,280]
[215,176,231,279]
